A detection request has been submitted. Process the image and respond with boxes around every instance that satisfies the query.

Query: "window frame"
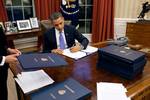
[5,0,35,21]
[78,0,93,34]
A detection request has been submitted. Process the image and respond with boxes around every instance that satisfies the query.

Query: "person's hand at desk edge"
[4,48,21,63]
[51,49,63,55]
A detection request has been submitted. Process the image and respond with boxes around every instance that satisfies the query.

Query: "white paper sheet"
[15,70,54,94]
[63,45,98,60]
[97,82,131,100]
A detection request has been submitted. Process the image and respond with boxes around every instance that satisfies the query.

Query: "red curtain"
[34,0,60,20]
[0,0,8,21]
[92,0,114,43]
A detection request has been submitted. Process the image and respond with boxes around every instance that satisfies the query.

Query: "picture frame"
[29,17,39,29]
[0,22,5,31]
[4,21,12,32]
[17,20,31,31]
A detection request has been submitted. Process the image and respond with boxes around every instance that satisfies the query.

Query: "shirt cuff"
[0,56,6,66]
[80,44,84,50]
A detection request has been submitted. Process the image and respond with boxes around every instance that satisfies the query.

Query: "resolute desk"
[10,44,150,100]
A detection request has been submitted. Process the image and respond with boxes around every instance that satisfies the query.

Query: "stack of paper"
[15,70,54,94]
[97,82,131,100]
[63,45,98,60]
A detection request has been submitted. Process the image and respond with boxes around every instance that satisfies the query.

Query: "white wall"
[115,0,150,39]
[115,0,150,18]
[114,18,138,39]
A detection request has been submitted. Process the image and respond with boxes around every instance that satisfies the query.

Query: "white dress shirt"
[0,56,6,66]
[55,28,67,49]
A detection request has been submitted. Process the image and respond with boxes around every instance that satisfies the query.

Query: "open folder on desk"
[14,70,54,94]
[18,53,68,70]
[62,46,98,60]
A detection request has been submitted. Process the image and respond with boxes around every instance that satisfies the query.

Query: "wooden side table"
[6,28,42,52]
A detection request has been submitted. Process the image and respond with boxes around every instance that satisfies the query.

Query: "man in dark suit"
[43,12,89,54]
[0,25,21,100]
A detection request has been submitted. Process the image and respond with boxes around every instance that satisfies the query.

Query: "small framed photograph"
[17,20,31,31]
[4,21,12,32]
[0,22,5,31]
[29,17,39,29]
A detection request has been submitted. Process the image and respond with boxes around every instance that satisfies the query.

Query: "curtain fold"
[34,0,60,20]
[0,0,8,21]
[92,0,114,43]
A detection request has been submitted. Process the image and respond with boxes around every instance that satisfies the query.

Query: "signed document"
[63,46,98,60]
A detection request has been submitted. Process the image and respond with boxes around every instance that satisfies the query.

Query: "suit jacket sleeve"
[0,56,2,64]
[42,28,57,53]
[73,27,89,49]
[43,29,51,53]
[0,26,8,64]
[65,25,89,49]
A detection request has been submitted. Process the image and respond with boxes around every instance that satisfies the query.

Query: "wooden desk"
[6,28,42,51]
[10,47,150,100]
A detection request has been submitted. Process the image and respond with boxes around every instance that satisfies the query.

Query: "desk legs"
[15,82,30,100]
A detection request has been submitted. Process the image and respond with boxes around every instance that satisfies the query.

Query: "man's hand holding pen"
[51,43,83,54]
[70,43,82,53]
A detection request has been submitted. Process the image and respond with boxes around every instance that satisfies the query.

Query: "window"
[78,0,93,34]
[5,0,35,21]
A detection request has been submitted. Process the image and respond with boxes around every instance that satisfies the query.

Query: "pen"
[69,43,76,51]
[80,51,89,55]
[72,43,76,47]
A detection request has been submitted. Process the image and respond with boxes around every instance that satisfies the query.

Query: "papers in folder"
[63,46,98,60]
[14,70,54,94]
[97,82,131,100]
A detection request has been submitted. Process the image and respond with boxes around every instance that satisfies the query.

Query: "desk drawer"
[126,23,150,33]
[126,23,150,48]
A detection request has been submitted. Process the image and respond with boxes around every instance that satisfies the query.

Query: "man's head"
[49,12,65,32]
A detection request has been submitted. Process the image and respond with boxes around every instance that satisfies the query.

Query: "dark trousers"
[0,64,8,100]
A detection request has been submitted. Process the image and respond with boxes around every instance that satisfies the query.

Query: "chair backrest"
[0,24,5,35]
[40,20,71,33]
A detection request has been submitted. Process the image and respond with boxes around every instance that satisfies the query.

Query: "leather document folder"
[98,45,146,64]
[18,53,68,70]
[97,45,147,79]
[30,78,92,100]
